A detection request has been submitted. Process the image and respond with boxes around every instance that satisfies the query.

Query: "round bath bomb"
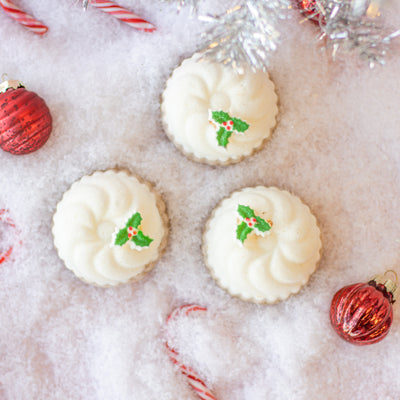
[202,187,322,303]
[52,170,169,287]
[161,53,278,165]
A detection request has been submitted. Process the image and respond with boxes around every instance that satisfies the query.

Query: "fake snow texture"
[0,1,400,399]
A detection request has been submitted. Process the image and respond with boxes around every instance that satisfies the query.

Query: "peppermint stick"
[165,305,217,400]
[89,0,156,32]
[0,209,16,264]
[0,0,48,35]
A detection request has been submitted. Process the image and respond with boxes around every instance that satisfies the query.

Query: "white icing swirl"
[203,187,322,303]
[52,170,167,287]
[161,53,278,164]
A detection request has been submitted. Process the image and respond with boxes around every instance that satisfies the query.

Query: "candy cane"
[164,305,217,400]
[0,0,48,35]
[89,0,156,32]
[0,209,16,264]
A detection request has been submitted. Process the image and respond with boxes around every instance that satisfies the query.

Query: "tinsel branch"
[199,1,291,73]
[300,0,400,66]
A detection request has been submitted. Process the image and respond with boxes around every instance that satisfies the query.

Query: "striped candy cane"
[0,0,48,35]
[165,305,217,400]
[0,209,16,264]
[89,0,156,32]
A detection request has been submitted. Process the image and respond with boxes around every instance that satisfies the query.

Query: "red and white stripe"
[0,209,16,264]
[165,305,217,400]
[89,0,156,32]
[0,0,48,35]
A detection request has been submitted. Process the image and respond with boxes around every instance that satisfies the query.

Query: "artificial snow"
[0,0,400,399]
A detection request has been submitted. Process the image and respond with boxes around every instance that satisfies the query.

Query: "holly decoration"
[236,205,272,244]
[114,212,153,249]
[0,79,53,155]
[330,272,398,345]
[210,111,249,148]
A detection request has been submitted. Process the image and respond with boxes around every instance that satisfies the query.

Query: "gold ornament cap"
[371,270,399,303]
[0,78,24,94]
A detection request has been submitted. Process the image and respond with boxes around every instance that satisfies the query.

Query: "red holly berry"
[251,218,257,223]
[128,226,133,232]
[222,122,227,126]
[228,120,234,126]
[132,230,138,235]
[226,126,231,131]
[128,233,132,238]
[244,218,254,227]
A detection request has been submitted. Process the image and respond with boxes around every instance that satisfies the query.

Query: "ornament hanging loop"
[384,269,398,284]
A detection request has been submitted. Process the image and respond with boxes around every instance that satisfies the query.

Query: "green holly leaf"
[132,230,153,248]
[237,205,256,219]
[232,117,249,133]
[212,111,230,124]
[236,221,254,243]
[217,127,232,148]
[254,216,272,232]
[126,212,142,229]
[114,228,129,246]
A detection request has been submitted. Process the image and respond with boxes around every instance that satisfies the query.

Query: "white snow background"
[0,0,400,399]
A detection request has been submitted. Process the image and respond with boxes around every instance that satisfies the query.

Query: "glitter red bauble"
[0,87,52,155]
[330,278,396,345]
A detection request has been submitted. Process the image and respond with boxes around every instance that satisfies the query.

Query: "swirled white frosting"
[52,170,167,287]
[203,187,322,303]
[161,53,278,164]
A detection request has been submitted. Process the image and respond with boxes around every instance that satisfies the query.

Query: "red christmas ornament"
[0,78,52,155]
[297,0,325,24]
[330,271,398,345]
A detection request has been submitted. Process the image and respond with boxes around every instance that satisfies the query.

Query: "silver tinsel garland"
[302,0,400,67]
[199,1,291,73]
[165,0,399,70]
